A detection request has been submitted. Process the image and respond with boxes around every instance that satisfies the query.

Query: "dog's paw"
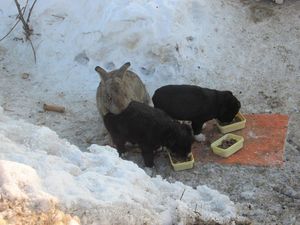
[120,152,129,157]
[274,0,284,4]
[194,133,206,142]
[144,167,155,177]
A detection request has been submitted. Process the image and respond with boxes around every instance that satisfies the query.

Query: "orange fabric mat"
[192,114,289,167]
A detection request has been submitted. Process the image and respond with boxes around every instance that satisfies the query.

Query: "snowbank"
[0,160,55,208]
[0,107,247,224]
[0,160,79,225]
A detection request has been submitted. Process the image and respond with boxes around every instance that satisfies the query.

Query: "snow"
[0,107,242,224]
[0,160,55,205]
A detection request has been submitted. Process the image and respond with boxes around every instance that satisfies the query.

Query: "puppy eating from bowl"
[152,84,241,142]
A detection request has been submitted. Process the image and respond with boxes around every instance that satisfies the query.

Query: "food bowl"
[211,133,244,158]
[167,151,194,171]
[216,112,246,134]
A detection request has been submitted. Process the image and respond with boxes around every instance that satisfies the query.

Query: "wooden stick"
[43,103,65,113]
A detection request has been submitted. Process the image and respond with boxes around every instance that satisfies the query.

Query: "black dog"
[152,85,241,136]
[103,101,194,167]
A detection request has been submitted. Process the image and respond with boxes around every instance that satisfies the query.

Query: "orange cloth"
[192,114,288,167]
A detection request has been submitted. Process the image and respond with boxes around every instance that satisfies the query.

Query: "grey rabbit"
[95,62,151,116]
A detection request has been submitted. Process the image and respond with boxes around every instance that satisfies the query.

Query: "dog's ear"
[218,91,232,112]
[218,91,240,122]
[164,126,175,145]
[181,123,195,144]
[164,122,180,148]
[179,123,193,137]
[224,90,233,98]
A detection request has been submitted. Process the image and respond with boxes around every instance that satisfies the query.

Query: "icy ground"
[0,0,300,224]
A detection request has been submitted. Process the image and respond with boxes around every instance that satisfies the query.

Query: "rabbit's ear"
[118,62,131,76]
[95,66,109,81]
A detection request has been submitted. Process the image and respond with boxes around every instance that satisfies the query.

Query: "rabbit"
[95,62,151,116]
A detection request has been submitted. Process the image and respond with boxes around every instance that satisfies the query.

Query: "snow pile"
[0,160,55,212]
[0,160,79,225]
[0,107,247,224]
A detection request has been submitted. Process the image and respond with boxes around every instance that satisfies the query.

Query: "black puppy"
[152,84,241,137]
[103,101,194,167]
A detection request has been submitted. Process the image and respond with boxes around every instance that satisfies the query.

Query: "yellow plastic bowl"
[216,112,246,134]
[211,133,244,158]
[167,152,194,171]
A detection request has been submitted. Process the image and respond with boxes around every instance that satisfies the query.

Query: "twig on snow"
[0,20,20,42]
[0,0,28,42]
[28,37,36,62]
[14,0,37,63]
[0,0,37,63]
[193,203,202,216]
[26,0,37,24]
[14,0,32,39]
[180,189,186,200]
